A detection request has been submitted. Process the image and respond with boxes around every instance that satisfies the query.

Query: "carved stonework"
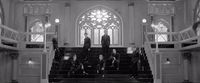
[148,3,175,15]
[10,52,19,60]
[23,4,52,15]
[182,52,192,60]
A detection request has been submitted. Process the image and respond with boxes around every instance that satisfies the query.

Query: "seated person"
[96,54,105,77]
[129,48,140,79]
[109,49,120,70]
[68,54,87,77]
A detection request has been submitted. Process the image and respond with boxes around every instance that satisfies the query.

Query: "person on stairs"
[109,49,120,70]
[68,54,88,77]
[82,32,91,61]
[101,30,110,60]
[129,48,140,79]
[97,54,105,77]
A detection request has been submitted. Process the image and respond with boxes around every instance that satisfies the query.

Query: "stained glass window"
[151,18,169,42]
[78,6,122,45]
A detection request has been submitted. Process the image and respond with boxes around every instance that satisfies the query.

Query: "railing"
[0,24,19,48]
[145,26,200,49]
[144,42,155,80]
[144,26,199,83]
[47,44,55,75]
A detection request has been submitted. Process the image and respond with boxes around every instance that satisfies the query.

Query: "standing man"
[82,32,91,60]
[101,30,110,60]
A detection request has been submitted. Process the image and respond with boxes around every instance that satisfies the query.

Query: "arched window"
[77,6,122,46]
[194,0,200,22]
[194,0,200,35]
[151,18,169,42]
[29,19,44,42]
[0,0,5,25]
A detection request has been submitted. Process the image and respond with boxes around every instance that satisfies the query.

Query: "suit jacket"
[101,34,110,48]
[83,37,91,49]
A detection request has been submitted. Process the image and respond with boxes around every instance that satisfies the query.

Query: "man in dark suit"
[82,32,91,60]
[101,30,110,60]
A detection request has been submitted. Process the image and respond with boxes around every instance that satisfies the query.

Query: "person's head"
[84,32,88,37]
[73,54,77,61]
[104,30,108,35]
[112,49,117,54]
[99,54,103,60]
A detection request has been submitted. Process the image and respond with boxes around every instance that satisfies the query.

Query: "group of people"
[64,49,119,78]
[65,30,120,77]
[52,30,147,79]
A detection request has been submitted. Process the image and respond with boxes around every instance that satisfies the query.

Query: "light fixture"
[55,18,60,23]
[28,58,34,64]
[142,18,147,23]
[44,22,51,28]
[165,58,171,64]
[64,56,70,60]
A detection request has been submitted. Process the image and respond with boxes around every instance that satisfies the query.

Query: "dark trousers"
[102,46,109,60]
[130,62,138,77]
[82,48,89,60]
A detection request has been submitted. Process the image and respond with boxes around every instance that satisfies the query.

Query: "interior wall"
[12,0,150,47]
[0,51,13,83]
[160,50,184,83]
[18,50,42,83]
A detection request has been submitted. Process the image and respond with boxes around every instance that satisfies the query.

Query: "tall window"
[194,0,200,22]
[26,16,49,42]
[194,0,200,35]
[78,6,122,46]
[151,18,169,42]
[29,19,44,42]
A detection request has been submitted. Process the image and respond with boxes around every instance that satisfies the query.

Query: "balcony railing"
[0,24,19,49]
[145,25,200,50]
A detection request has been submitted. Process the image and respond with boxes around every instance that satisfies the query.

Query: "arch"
[76,5,123,46]
[0,0,5,25]
[194,0,200,22]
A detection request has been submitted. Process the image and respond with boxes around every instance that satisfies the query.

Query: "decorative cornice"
[128,2,134,6]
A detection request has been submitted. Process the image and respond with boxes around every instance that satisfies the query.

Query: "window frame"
[76,5,123,47]
[24,14,51,43]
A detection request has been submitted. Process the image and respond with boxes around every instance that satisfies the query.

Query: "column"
[0,27,1,45]
[154,52,162,83]
[64,2,71,46]
[128,2,135,46]
[10,52,19,83]
[182,52,192,83]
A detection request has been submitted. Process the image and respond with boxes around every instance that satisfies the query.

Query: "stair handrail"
[47,43,55,75]
[144,42,155,80]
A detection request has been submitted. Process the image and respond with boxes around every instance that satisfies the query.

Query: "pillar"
[128,1,135,45]
[182,52,192,83]
[10,52,19,83]
[64,2,71,46]
[154,52,162,83]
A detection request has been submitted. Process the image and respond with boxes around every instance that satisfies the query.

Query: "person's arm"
[108,36,110,46]
[101,36,104,46]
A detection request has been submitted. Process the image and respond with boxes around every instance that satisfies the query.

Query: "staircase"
[49,47,153,83]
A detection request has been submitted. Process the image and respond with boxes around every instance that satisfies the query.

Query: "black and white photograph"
[0,0,199,83]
